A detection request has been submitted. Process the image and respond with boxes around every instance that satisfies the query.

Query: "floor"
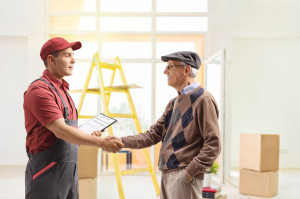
[0,166,299,199]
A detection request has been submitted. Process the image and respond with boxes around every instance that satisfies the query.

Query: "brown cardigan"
[122,86,221,180]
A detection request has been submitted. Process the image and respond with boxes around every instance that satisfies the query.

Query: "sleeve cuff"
[186,162,202,178]
[121,136,136,148]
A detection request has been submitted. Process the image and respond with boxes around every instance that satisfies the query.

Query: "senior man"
[108,51,221,199]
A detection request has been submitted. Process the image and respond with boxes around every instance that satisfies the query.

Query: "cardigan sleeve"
[121,98,175,149]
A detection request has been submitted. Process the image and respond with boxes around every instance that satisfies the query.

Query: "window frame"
[46,0,208,169]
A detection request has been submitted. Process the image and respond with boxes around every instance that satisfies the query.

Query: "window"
[47,0,207,171]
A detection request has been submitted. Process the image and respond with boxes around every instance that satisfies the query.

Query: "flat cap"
[161,51,201,70]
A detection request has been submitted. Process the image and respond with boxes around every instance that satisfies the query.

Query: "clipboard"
[78,113,117,134]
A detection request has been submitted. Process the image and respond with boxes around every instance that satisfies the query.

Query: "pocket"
[33,162,57,180]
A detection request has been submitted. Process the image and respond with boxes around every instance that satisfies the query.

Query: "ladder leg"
[142,148,160,196]
[112,153,125,199]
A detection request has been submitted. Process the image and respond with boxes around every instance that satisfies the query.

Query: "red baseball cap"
[40,37,82,61]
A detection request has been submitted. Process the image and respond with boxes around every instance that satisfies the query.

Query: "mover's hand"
[105,135,122,143]
[91,130,104,137]
[101,136,124,153]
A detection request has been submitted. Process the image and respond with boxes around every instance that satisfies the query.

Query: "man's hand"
[91,130,104,137]
[186,170,193,183]
[100,136,124,153]
[105,135,122,143]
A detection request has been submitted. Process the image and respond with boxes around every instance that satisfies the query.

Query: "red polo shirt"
[23,70,77,154]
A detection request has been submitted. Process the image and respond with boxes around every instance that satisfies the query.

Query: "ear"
[47,55,56,66]
[185,65,191,75]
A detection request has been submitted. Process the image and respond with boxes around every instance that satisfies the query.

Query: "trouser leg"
[66,163,79,199]
[160,173,168,199]
[161,168,203,199]
[60,162,79,199]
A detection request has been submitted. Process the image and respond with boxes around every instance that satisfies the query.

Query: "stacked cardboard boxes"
[78,146,98,199]
[239,133,280,198]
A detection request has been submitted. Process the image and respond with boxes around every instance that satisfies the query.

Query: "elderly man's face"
[163,60,187,90]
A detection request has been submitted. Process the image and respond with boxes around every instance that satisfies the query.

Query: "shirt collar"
[180,82,200,95]
[42,70,70,91]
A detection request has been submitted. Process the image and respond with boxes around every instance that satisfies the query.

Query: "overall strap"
[31,78,69,119]
[65,91,78,120]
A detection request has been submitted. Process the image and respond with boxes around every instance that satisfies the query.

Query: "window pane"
[76,41,97,58]
[107,63,152,136]
[50,0,96,12]
[156,35,205,60]
[69,93,98,116]
[100,0,151,12]
[49,16,96,31]
[156,17,207,32]
[49,35,97,42]
[157,0,207,13]
[100,17,151,32]
[156,42,196,58]
[65,63,98,90]
[206,63,221,109]
[155,63,177,120]
[102,42,151,58]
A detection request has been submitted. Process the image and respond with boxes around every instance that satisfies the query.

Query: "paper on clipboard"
[79,113,117,134]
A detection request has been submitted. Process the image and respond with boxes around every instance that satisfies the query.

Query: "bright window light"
[102,42,152,58]
[100,17,151,32]
[155,63,178,119]
[65,63,99,90]
[78,17,96,31]
[50,0,96,12]
[71,93,99,116]
[156,42,195,58]
[108,63,152,135]
[74,42,97,58]
[100,0,152,12]
[83,0,96,12]
[157,17,208,32]
[206,63,221,109]
[157,0,207,13]
[50,16,96,31]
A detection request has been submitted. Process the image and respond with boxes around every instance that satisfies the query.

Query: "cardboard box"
[240,133,280,171]
[239,169,278,198]
[79,178,97,199]
[78,145,98,179]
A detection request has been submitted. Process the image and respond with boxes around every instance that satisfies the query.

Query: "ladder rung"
[104,87,127,92]
[99,62,119,69]
[78,115,94,119]
[120,168,150,175]
[70,85,141,94]
[105,84,142,92]
[70,89,101,94]
[108,113,137,118]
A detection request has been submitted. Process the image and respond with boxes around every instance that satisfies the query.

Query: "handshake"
[91,130,124,153]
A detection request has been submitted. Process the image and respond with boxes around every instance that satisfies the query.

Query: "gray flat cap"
[161,51,201,70]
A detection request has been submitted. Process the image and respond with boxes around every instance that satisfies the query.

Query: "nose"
[71,56,75,64]
[163,68,168,74]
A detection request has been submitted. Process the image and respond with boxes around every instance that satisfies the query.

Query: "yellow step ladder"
[73,52,160,199]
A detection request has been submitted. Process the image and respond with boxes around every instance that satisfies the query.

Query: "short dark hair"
[43,51,59,67]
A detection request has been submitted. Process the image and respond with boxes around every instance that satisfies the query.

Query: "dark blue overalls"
[25,78,79,199]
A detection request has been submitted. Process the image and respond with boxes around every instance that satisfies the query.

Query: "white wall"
[208,0,300,170]
[0,0,46,165]
[1,0,300,169]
